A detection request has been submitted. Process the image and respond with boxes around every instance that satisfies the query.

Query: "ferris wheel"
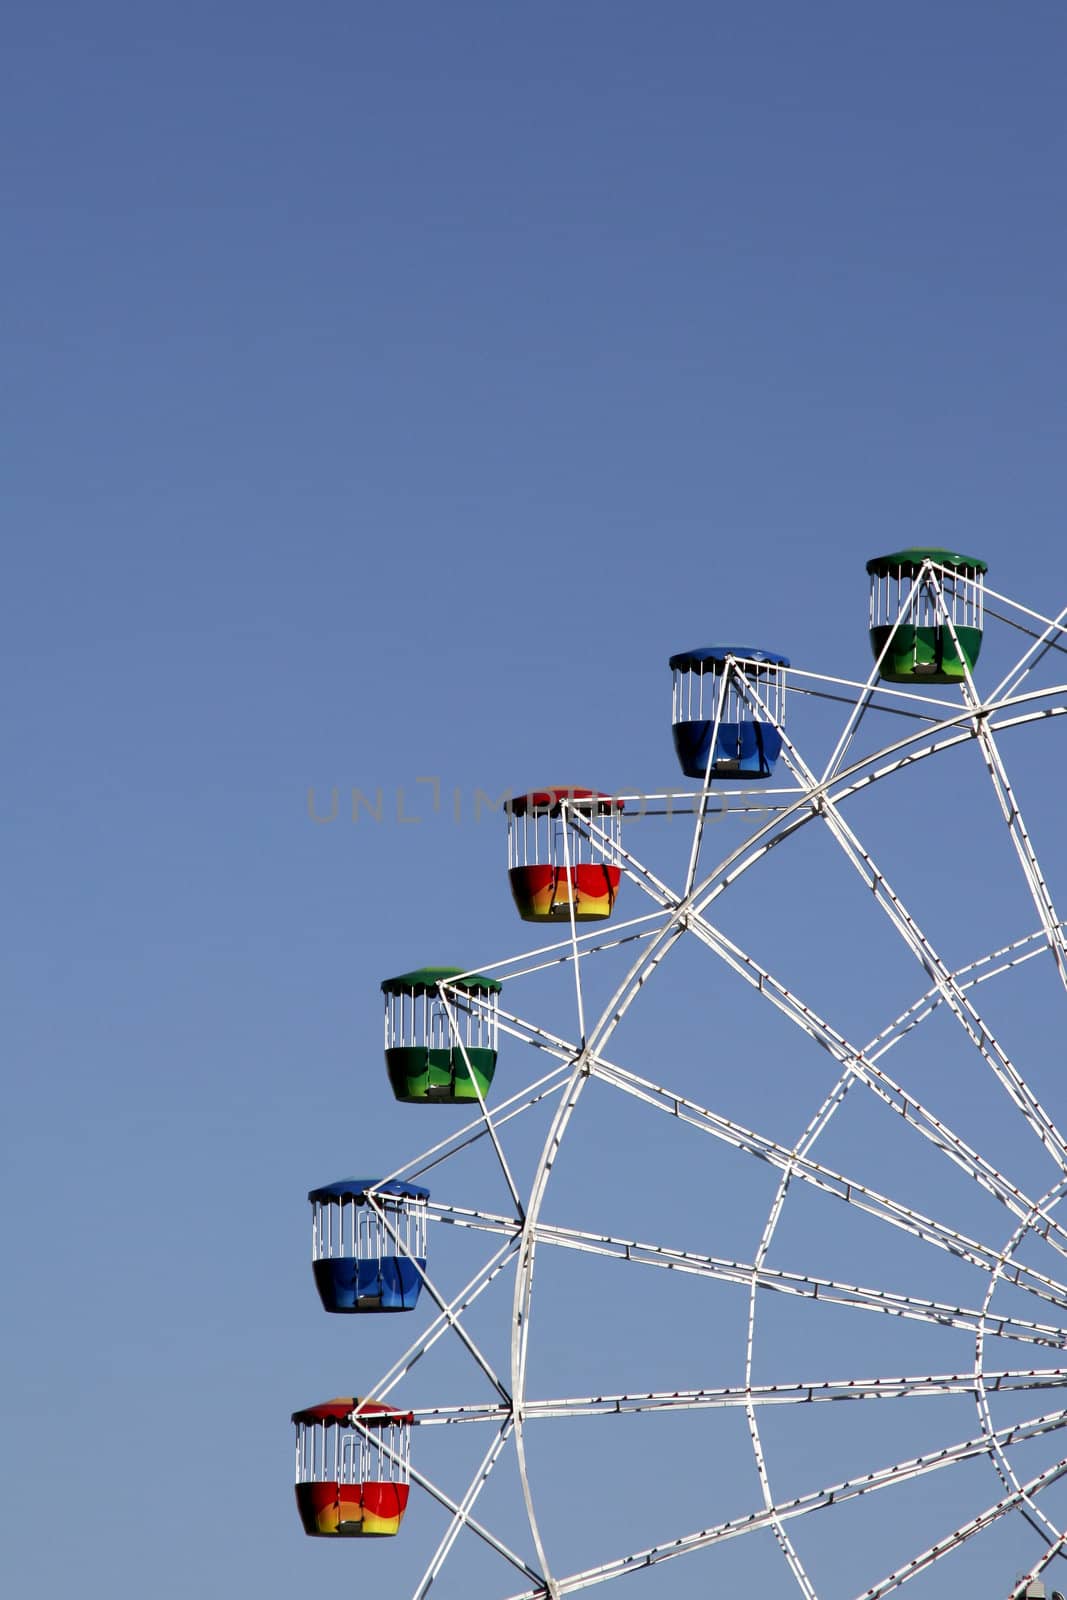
[292,550,1067,1600]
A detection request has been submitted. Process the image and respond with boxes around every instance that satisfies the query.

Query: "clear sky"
[6,4,1067,1597]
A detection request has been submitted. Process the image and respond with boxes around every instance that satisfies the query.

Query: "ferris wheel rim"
[501,650,1067,1595]
[339,599,1067,1598]
[736,644,1067,1593]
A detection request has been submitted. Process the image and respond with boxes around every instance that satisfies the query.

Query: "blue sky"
[6,4,1067,1597]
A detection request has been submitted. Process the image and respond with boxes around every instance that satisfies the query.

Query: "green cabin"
[382,967,502,1104]
[867,548,987,684]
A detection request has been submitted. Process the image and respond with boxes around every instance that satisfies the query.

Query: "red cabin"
[292,1398,413,1537]
[507,788,623,922]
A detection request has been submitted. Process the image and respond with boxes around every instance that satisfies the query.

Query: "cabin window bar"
[309,1194,427,1263]
[726,670,739,725]
[340,1428,370,1485]
[869,563,984,632]
[674,661,787,730]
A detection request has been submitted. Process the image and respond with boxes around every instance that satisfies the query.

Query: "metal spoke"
[357,1418,543,1586]
[585,1058,1067,1312]
[428,1195,1067,1343]
[387,1063,572,1187]
[973,1176,1067,1555]
[499,1408,1067,1598]
[1010,1523,1067,1600]
[676,900,1067,1236]
[859,1451,1067,1599]
[441,991,525,1219]
[529,1223,1067,1347]
[988,599,1067,702]
[410,1420,517,1600]
[371,1235,520,1406]
[944,600,1067,997]
[738,662,1067,1172]
[409,1369,1067,1428]
[346,574,1067,1597]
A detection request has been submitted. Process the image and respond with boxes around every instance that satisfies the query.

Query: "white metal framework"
[336,566,1067,1600]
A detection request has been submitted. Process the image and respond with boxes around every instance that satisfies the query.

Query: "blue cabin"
[309,1178,429,1313]
[669,647,789,781]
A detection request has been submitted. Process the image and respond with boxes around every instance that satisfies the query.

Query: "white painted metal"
[339,573,1067,1596]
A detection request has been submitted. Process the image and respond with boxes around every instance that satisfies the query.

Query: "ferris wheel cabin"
[867,548,987,684]
[292,1399,413,1537]
[507,788,623,922]
[382,968,501,1103]
[669,647,789,781]
[309,1178,429,1313]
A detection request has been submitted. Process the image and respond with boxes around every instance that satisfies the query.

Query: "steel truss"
[351,570,1067,1599]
